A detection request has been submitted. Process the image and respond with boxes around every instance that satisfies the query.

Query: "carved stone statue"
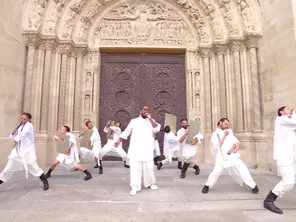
[237,0,255,31]
[93,0,194,46]
[78,17,91,39]
[85,72,92,91]
[86,0,103,19]
[44,1,63,33]
[84,94,91,114]
[62,10,76,38]
[29,0,47,29]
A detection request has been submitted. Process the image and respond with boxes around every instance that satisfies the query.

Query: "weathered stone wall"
[258,0,296,170]
[0,1,26,165]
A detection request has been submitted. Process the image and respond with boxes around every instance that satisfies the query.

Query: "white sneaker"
[150,184,158,190]
[129,189,137,196]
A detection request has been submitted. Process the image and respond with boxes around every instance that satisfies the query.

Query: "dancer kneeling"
[201,118,259,194]
[45,126,92,181]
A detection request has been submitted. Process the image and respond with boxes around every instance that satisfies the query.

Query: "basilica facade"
[0,0,295,170]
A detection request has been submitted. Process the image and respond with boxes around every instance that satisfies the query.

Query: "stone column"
[65,54,76,129]
[246,37,262,131]
[73,47,87,131]
[240,44,252,131]
[200,48,213,132]
[31,48,44,131]
[214,45,227,118]
[91,50,100,125]
[23,35,40,112]
[57,43,72,128]
[225,50,236,123]
[210,54,220,129]
[230,42,244,131]
[40,40,57,132]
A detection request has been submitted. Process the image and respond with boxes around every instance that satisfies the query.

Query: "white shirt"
[177,128,203,149]
[90,126,101,146]
[120,116,161,161]
[211,128,240,158]
[104,125,121,142]
[65,132,80,163]
[273,111,296,166]
[10,122,35,156]
[164,132,179,152]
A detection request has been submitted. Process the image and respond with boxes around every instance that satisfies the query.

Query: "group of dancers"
[0,105,295,215]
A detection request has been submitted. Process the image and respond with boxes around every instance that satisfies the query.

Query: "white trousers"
[130,159,156,191]
[100,140,127,161]
[79,147,101,166]
[205,158,256,189]
[162,150,182,164]
[154,140,161,157]
[272,164,295,197]
[0,158,43,182]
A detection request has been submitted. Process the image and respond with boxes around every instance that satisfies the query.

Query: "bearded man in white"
[263,106,296,214]
[45,126,92,181]
[0,112,49,191]
[201,118,259,194]
[79,120,103,174]
[115,105,161,196]
[177,118,203,178]
[157,125,182,170]
[100,120,130,169]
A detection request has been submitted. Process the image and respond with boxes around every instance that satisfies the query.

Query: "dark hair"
[22,112,32,120]
[141,105,149,110]
[85,120,92,126]
[217,118,230,126]
[277,106,287,116]
[181,118,188,122]
[115,121,121,127]
[164,125,171,133]
[63,125,71,132]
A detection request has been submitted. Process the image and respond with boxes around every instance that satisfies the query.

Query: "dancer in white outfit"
[263,106,296,214]
[157,125,182,170]
[100,120,130,169]
[153,133,161,166]
[45,126,92,181]
[115,105,161,196]
[178,118,204,178]
[79,120,103,174]
[201,118,259,194]
[0,112,49,191]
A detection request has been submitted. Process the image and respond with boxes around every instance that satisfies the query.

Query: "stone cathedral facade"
[0,0,295,170]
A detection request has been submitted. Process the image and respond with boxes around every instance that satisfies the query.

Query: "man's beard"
[182,126,187,129]
[141,113,148,118]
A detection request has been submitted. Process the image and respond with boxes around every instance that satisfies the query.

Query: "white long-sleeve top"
[9,122,35,156]
[164,132,180,153]
[65,132,80,163]
[120,116,161,161]
[177,128,203,149]
[104,126,121,141]
[211,128,240,158]
[90,126,101,147]
[273,111,296,166]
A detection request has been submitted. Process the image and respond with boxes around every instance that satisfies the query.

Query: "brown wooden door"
[99,53,186,160]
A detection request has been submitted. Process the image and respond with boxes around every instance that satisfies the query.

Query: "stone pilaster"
[246,36,262,132]
[40,39,57,132]
[23,33,40,112]
[73,47,87,131]
[57,43,73,128]
[214,45,227,118]
[230,41,244,131]
[31,48,44,131]
[200,48,213,132]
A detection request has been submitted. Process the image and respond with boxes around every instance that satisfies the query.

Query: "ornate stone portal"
[21,0,268,169]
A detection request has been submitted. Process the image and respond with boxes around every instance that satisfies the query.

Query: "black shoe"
[94,163,99,168]
[263,191,283,214]
[83,170,92,181]
[124,161,130,169]
[39,173,49,191]
[154,156,159,166]
[193,165,200,175]
[180,162,190,179]
[157,162,163,170]
[252,185,259,194]
[177,161,182,170]
[99,167,103,174]
[45,169,52,179]
[0,180,3,185]
[202,185,209,194]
